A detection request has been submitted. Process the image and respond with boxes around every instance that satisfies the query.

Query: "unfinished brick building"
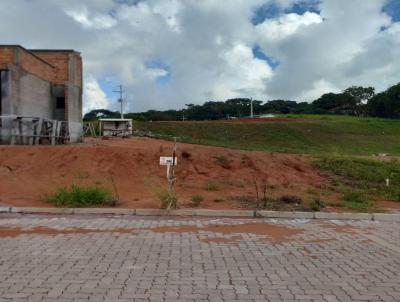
[0,45,83,144]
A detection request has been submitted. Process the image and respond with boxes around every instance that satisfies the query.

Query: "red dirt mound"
[0,137,328,209]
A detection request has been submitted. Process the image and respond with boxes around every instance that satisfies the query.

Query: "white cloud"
[83,76,110,113]
[299,79,340,102]
[146,68,169,79]
[0,0,398,111]
[256,12,323,41]
[212,44,272,99]
[65,9,117,30]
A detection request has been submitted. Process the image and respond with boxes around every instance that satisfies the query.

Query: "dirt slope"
[0,137,329,209]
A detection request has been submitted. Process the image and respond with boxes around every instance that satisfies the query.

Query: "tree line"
[84,82,400,121]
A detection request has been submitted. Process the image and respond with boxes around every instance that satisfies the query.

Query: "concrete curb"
[73,208,135,215]
[315,212,373,220]
[11,207,74,214]
[194,209,255,217]
[372,213,400,222]
[257,211,314,219]
[0,206,12,213]
[3,207,400,222]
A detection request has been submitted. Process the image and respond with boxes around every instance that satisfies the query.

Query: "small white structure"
[99,119,132,137]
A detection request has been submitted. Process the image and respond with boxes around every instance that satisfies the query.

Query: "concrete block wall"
[17,69,52,118]
[32,50,83,125]
[0,45,83,143]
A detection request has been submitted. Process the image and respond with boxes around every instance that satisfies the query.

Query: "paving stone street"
[0,214,399,302]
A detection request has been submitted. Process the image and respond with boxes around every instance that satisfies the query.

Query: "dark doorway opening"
[56,97,65,110]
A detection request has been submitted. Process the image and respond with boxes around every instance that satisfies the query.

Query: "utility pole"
[250,98,254,118]
[113,85,124,119]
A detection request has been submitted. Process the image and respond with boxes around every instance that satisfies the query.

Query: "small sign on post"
[160,156,177,166]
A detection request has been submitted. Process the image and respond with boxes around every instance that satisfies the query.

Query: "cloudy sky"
[0,0,399,112]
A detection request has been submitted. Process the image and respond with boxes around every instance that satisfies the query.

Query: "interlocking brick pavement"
[0,214,399,302]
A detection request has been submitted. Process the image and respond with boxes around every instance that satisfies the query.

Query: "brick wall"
[19,49,54,82]
[32,51,70,85]
[0,47,14,69]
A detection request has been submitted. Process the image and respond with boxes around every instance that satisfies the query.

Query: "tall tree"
[366,83,400,118]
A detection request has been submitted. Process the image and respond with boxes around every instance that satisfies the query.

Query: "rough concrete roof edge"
[30,49,81,55]
[0,44,56,68]
[99,118,133,122]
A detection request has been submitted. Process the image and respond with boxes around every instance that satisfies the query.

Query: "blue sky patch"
[98,76,121,101]
[285,0,321,15]
[145,59,171,85]
[383,0,400,22]
[252,45,280,69]
[251,2,281,25]
[252,0,321,25]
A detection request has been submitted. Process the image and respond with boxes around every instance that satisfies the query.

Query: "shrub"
[310,198,326,211]
[191,194,204,207]
[47,184,116,208]
[156,189,178,209]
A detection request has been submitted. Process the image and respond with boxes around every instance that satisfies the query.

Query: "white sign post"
[160,156,178,180]
[159,138,179,202]
[160,157,178,166]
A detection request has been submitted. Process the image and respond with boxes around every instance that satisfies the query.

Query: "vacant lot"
[1,115,399,212]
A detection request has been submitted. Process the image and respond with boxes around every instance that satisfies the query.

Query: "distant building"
[0,45,82,144]
[99,119,133,138]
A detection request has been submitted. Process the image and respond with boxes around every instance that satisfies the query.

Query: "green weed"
[46,184,116,208]
[309,198,326,212]
[191,194,204,207]
[156,189,178,210]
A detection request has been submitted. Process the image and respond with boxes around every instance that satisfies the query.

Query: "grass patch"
[47,184,116,208]
[315,157,400,211]
[341,191,374,211]
[134,115,400,156]
[191,194,204,207]
[315,157,400,202]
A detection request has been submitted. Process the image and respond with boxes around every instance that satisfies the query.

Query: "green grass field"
[134,115,400,156]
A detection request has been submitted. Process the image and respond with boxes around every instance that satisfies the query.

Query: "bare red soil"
[0,137,329,209]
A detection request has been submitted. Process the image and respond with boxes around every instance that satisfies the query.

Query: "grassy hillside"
[134,115,400,156]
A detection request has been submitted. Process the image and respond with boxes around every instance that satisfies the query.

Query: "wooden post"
[51,120,57,145]
[35,118,43,145]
